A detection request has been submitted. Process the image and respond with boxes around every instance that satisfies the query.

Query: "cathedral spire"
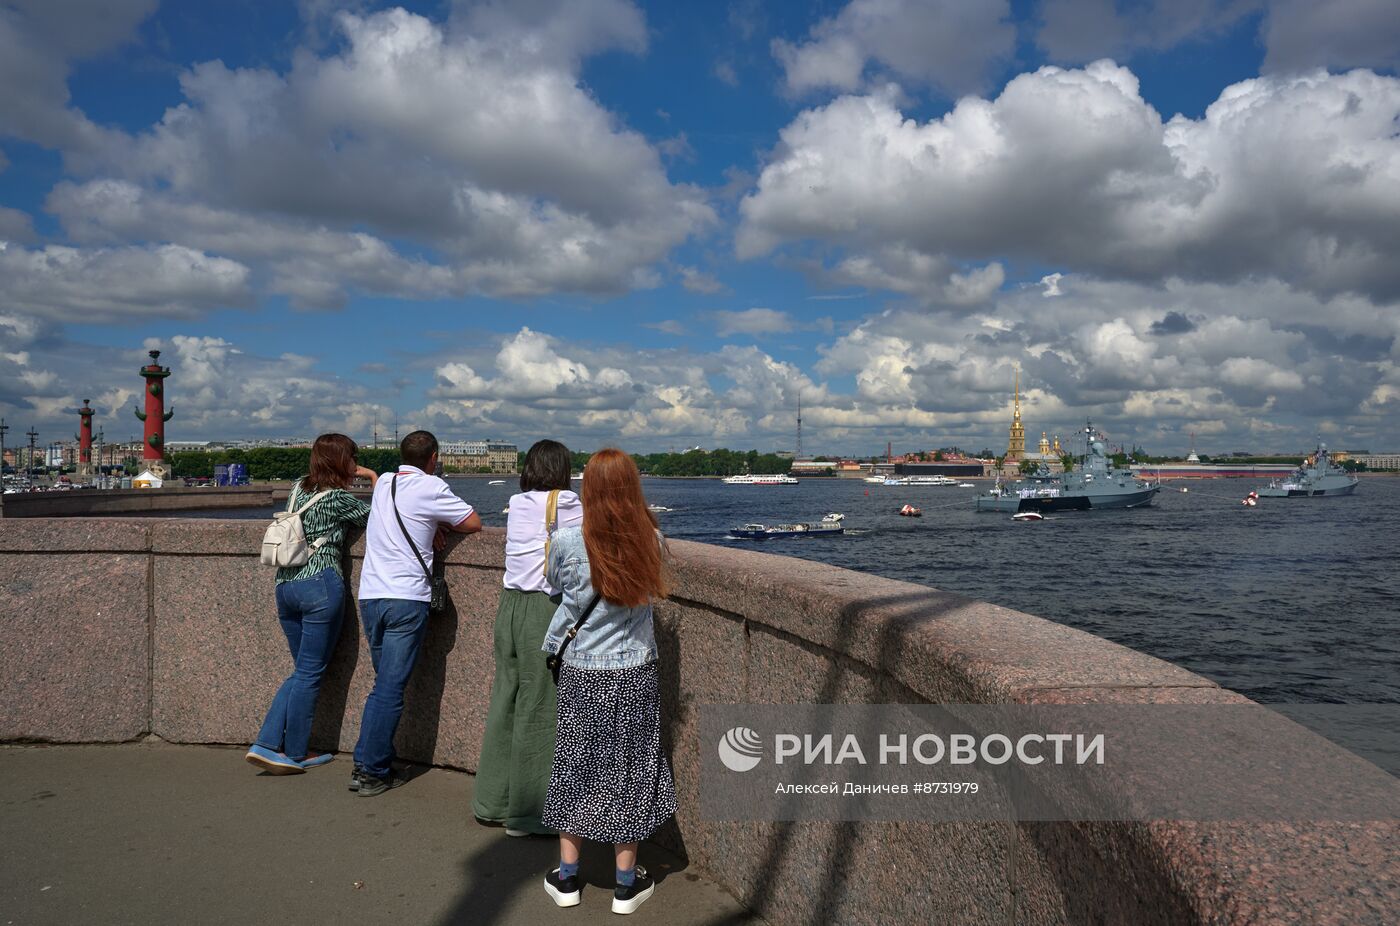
[1006,366,1025,461]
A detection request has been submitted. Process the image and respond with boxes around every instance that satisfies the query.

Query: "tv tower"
[796,391,803,460]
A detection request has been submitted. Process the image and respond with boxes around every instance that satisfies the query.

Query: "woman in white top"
[473,439,583,836]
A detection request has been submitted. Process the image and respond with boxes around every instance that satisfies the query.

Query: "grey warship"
[1257,442,1358,497]
[976,423,1160,513]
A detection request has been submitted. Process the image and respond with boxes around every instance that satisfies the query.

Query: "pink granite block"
[1147,821,1400,925]
[153,552,504,770]
[314,556,502,770]
[388,561,499,770]
[152,554,288,744]
[0,518,150,553]
[439,527,507,571]
[651,601,747,861]
[746,625,881,705]
[0,552,150,741]
[150,519,266,556]
[654,600,748,716]
[873,600,1217,704]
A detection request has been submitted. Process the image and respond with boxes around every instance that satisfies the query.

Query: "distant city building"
[1352,453,1400,471]
[226,438,311,449]
[441,439,517,473]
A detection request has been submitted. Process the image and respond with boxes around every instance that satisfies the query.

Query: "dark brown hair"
[400,430,438,470]
[520,439,573,492]
[302,433,357,492]
[581,448,667,607]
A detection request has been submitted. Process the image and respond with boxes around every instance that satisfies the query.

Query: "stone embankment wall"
[0,519,1393,924]
[0,486,280,517]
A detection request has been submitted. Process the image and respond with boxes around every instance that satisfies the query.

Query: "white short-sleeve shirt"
[358,466,474,602]
[504,489,582,594]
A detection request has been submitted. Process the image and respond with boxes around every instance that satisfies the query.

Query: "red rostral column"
[134,349,173,477]
[76,399,95,475]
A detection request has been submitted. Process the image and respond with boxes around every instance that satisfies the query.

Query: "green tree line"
[169,447,402,480]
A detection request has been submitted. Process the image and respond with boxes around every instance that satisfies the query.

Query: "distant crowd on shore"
[246,430,672,915]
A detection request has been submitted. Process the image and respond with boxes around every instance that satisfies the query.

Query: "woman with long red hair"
[539,448,675,916]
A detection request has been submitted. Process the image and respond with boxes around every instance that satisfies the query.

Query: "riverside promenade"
[1,742,756,925]
[1,518,1396,924]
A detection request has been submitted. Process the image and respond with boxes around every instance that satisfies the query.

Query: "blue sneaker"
[245,744,305,775]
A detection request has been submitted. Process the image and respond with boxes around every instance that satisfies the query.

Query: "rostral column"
[76,398,95,476]
[134,349,174,479]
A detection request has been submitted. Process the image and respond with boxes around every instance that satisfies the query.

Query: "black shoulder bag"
[546,593,600,682]
[390,473,451,614]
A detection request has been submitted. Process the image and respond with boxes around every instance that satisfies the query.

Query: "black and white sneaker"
[612,866,654,915]
[543,868,581,908]
[349,765,366,791]
[356,770,406,797]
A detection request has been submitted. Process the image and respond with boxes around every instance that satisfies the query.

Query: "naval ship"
[1257,442,1358,497]
[976,423,1160,513]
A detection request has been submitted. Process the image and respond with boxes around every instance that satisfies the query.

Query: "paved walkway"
[0,743,762,926]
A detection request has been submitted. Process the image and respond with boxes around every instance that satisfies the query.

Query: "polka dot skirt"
[542,662,677,844]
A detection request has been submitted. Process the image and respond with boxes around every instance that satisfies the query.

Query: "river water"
[172,475,1400,706]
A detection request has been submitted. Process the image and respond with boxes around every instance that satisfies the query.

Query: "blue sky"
[2,0,1399,456]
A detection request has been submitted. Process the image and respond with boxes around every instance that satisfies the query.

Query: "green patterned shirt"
[274,482,373,584]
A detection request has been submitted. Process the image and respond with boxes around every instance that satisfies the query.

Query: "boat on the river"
[1256,442,1358,497]
[899,504,922,517]
[976,422,1160,513]
[731,513,844,539]
[883,475,958,486]
[723,473,799,485]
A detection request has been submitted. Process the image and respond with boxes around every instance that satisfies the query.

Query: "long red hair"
[581,448,668,606]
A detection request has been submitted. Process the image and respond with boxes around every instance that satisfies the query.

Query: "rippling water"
[172,475,1400,705]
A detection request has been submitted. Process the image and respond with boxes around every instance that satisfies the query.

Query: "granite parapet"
[0,518,1395,924]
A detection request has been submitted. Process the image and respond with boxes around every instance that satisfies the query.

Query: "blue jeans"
[353,598,431,779]
[255,568,345,760]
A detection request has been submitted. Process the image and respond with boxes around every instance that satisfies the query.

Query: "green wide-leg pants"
[472,588,561,834]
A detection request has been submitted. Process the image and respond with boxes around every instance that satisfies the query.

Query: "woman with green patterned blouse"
[246,433,378,775]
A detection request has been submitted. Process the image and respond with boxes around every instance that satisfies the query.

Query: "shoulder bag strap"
[289,483,334,516]
[390,474,433,584]
[543,489,561,561]
[287,485,337,550]
[554,593,601,662]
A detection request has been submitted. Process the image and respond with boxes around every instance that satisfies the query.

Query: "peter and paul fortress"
[1004,370,1063,471]
[1005,369,1026,461]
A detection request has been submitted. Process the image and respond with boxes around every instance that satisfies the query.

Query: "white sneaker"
[612,866,655,915]
[544,868,581,908]
[505,828,530,837]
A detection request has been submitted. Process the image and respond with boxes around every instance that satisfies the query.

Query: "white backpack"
[260,487,334,567]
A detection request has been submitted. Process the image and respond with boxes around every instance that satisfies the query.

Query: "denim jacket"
[541,526,658,670]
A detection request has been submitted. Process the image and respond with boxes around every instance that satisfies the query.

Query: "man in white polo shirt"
[353,430,481,796]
